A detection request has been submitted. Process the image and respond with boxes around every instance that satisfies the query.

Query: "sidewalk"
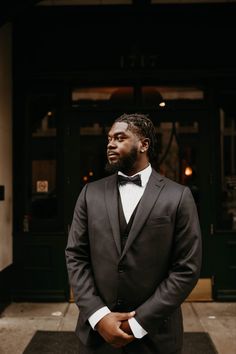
[0,302,235,354]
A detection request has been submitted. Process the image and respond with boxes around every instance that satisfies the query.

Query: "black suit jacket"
[65,169,202,353]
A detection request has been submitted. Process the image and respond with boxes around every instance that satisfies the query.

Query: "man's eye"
[117,136,124,142]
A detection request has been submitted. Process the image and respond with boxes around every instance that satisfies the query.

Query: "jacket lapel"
[120,170,165,259]
[105,174,121,255]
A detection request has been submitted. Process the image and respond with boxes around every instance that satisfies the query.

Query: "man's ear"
[140,138,150,153]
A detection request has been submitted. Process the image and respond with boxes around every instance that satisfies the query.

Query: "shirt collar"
[118,164,152,187]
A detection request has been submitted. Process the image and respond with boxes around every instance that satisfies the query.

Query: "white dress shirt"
[89,164,152,338]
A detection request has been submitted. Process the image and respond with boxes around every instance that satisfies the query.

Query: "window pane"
[218,107,236,231]
[72,87,134,107]
[154,121,199,209]
[31,159,57,219]
[29,96,58,223]
[142,86,203,102]
[79,122,109,185]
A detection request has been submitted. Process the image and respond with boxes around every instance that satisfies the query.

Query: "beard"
[105,146,138,175]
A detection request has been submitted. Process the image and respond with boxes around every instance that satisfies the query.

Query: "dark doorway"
[64,86,212,300]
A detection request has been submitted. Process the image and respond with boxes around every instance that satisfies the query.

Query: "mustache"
[105,147,138,174]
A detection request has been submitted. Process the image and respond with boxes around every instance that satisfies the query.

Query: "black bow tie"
[118,174,142,187]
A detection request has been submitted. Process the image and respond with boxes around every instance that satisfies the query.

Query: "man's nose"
[107,139,116,149]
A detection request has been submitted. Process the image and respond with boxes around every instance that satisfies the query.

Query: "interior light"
[159,101,166,107]
[83,176,88,182]
[89,171,94,176]
[47,111,53,116]
[185,166,193,176]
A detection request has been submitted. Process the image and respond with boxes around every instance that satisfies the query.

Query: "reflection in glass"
[154,121,199,208]
[219,109,236,231]
[72,87,134,107]
[80,123,108,185]
[71,86,203,108]
[157,122,180,181]
[29,96,58,223]
[31,159,57,219]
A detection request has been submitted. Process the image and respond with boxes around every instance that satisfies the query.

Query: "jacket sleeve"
[65,184,105,322]
[135,186,202,334]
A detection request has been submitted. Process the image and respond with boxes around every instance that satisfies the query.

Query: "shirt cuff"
[88,306,111,330]
[128,317,148,338]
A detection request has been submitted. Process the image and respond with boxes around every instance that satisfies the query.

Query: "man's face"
[106,122,141,174]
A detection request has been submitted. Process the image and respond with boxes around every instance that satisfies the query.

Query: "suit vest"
[118,194,140,251]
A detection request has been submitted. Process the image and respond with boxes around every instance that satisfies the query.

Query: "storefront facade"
[0,2,236,304]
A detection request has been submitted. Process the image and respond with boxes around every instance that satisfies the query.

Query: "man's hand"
[120,320,132,335]
[96,311,135,348]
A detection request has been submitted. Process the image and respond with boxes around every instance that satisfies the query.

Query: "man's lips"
[107,152,119,160]
[107,152,119,157]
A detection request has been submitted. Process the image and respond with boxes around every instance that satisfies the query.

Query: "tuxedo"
[65,169,202,353]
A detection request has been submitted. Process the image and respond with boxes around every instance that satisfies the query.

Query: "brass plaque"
[36,180,48,193]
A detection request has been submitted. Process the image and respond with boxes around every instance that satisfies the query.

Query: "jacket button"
[117,299,123,306]
[118,266,125,273]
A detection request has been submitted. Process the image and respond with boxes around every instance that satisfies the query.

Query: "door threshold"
[186,278,213,302]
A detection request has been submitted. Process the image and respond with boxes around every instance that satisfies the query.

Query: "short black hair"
[114,113,157,162]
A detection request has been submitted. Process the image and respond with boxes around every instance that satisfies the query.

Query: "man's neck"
[119,163,151,177]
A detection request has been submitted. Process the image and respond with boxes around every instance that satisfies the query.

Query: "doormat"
[22,331,218,354]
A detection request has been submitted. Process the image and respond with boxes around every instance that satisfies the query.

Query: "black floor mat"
[23,331,218,354]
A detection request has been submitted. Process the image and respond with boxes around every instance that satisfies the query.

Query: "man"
[65,113,202,354]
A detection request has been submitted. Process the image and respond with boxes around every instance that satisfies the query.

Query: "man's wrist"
[88,306,111,330]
